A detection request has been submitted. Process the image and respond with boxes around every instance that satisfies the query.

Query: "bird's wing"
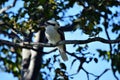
[57,28,66,51]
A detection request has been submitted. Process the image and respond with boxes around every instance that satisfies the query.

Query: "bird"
[44,20,68,61]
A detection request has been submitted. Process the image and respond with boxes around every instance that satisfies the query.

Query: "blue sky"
[43,29,119,80]
[0,0,120,80]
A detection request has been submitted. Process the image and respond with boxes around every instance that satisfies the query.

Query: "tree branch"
[0,37,120,49]
[0,0,17,14]
[104,12,119,80]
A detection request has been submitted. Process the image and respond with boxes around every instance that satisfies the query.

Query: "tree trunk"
[21,30,45,80]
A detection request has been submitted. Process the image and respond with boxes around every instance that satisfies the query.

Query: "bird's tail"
[59,50,68,61]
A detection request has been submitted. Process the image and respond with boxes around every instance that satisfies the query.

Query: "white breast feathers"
[45,25,60,44]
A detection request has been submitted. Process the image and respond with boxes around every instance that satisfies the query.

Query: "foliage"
[0,0,120,80]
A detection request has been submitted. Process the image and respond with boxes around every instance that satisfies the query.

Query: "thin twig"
[0,0,17,14]
[104,12,119,80]
[95,69,110,80]
[82,67,98,77]
[46,48,58,54]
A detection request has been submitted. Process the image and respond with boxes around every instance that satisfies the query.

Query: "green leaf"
[55,68,60,73]
[1,47,8,54]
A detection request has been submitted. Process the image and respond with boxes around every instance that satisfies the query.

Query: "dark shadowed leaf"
[60,63,66,70]
[94,58,98,63]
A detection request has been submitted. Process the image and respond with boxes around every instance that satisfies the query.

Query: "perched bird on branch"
[44,20,68,61]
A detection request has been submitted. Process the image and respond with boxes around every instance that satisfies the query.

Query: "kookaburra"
[44,20,68,61]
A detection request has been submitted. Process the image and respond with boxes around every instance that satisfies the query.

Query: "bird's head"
[45,20,60,29]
